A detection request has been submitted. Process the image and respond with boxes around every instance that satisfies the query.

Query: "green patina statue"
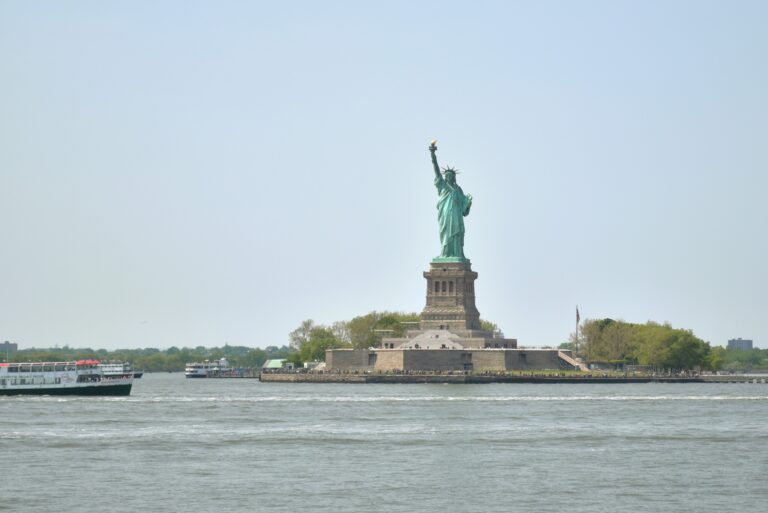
[429,140,472,262]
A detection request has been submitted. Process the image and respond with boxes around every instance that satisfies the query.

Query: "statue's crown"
[441,166,459,175]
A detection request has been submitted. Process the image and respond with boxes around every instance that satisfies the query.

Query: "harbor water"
[2,373,767,512]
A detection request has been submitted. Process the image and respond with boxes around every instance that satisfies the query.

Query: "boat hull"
[0,383,132,396]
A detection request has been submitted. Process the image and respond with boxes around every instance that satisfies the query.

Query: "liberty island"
[302,142,579,375]
[246,142,751,382]
[263,144,758,382]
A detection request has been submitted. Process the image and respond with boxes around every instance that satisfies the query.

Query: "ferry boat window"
[8,366,18,373]
[44,365,54,372]
[0,379,5,386]
[20,366,30,372]
[55,365,65,372]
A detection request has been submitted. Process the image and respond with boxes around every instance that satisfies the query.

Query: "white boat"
[184,358,232,378]
[100,361,132,376]
[99,361,143,379]
[0,359,133,396]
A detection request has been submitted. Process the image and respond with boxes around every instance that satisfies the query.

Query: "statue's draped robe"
[435,175,471,259]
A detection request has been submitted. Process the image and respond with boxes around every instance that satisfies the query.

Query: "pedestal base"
[420,260,481,332]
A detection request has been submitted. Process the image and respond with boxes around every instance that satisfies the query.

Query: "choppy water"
[2,373,767,513]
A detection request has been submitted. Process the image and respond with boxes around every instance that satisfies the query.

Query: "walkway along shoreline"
[258,373,768,384]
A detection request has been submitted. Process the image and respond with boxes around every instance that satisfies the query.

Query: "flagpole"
[575,306,580,355]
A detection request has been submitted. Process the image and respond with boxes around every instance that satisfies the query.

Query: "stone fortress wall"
[325,259,575,373]
[326,348,570,373]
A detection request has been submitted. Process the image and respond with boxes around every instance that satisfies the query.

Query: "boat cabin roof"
[0,359,102,367]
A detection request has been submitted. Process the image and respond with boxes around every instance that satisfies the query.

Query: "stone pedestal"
[378,259,517,351]
[420,260,482,332]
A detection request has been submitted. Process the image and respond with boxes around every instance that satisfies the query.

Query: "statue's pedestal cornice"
[431,256,470,264]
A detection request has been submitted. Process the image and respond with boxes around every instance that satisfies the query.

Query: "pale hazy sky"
[1,1,766,351]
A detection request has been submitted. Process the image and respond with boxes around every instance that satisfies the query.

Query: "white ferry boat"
[0,360,133,396]
[185,358,232,378]
[99,361,143,379]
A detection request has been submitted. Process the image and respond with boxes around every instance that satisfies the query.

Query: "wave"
[5,394,767,404]
[140,394,768,402]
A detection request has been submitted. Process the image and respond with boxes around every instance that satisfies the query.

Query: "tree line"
[709,346,768,372]
[564,318,766,371]
[5,344,292,372]
[7,315,761,373]
[4,311,446,370]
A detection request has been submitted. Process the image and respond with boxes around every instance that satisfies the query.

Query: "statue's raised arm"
[429,140,441,180]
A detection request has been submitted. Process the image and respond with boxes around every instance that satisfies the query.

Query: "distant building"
[727,338,753,351]
[262,359,294,370]
[1,341,18,355]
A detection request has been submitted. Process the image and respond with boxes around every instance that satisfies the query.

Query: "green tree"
[346,311,419,349]
[240,349,268,368]
[286,352,304,367]
[328,321,350,345]
[347,312,381,349]
[602,321,635,362]
[480,319,503,337]
[581,318,710,370]
[299,327,347,362]
[706,346,726,371]
[664,331,710,369]
[719,347,768,372]
[289,319,315,350]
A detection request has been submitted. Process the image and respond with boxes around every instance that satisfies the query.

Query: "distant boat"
[0,360,133,396]
[185,358,232,378]
[102,361,143,379]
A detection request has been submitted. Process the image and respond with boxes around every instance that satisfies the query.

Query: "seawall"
[257,373,761,384]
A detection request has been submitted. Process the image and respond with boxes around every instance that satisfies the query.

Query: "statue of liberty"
[429,141,472,261]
